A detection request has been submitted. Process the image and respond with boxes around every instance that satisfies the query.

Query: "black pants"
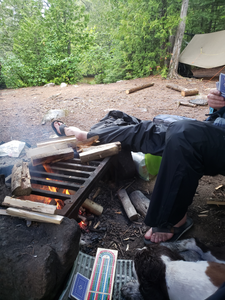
[88,111,225,227]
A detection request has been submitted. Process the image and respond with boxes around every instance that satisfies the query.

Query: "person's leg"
[53,111,169,155]
[88,120,167,154]
[144,120,225,243]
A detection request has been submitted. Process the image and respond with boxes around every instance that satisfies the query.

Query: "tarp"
[179,30,225,68]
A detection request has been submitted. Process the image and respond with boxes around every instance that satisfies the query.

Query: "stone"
[0,216,81,300]
[44,83,55,87]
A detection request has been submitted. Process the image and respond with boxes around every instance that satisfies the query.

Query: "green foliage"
[187,0,225,35]
[0,0,92,87]
[0,54,27,88]
[1,0,225,87]
[87,0,183,82]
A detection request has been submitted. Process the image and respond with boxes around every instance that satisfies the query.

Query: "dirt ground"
[1,74,225,260]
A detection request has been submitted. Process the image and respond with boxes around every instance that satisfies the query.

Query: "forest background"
[0,0,224,88]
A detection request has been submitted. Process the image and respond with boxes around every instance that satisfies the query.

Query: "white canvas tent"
[179,30,225,68]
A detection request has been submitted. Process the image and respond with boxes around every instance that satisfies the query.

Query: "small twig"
[116,242,124,257]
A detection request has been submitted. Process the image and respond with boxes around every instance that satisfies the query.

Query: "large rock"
[0,216,81,300]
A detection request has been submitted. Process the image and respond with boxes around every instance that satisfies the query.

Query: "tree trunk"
[168,0,189,78]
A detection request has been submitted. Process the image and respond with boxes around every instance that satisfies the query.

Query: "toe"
[144,228,152,240]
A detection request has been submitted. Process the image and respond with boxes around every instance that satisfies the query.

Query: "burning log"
[82,198,103,216]
[11,161,32,196]
[6,207,64,224]
[126,82,154,94]
[117,189,138,221]
[30,147,74,166]
[77,214,87,222]
[129,190,150,217]
[3,196,57,214]
[166,83,199,97]
[79,142,121,163]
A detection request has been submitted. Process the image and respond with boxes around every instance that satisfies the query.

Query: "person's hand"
[207,89,225,110]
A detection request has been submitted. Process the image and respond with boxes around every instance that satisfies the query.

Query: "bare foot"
[53,121,88,141]
[144,214,187,243]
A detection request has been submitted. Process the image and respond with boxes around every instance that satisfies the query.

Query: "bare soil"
[1,75,225,260]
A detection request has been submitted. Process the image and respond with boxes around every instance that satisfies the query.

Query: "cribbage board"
[85,248,118,300]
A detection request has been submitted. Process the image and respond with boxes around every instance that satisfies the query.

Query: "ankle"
[174,214,187,228]
[75,130,88,141]
[64,127,87,141]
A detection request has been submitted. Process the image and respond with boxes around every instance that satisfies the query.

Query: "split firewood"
[117,189,138,221]
[11,161,32,196]
[166,83,198,97]
[76,135,99,150]
[3,196,57,214]
[0,208,9,216]
[82,198,103,216]
[176,101,197,108]
[37,135,78,149]
[6,207,64,224]
[27,144,68,158]
[30,147,74,166]
[79,142,121,163]
[36,135,99,151]
[126,82,154,94]
[129,190,150,217]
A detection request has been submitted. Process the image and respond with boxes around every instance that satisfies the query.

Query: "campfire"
[1,134,121,222]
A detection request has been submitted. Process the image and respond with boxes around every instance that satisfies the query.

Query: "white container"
[131,152,149,181]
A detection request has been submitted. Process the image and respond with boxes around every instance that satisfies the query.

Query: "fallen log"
[6,207,64,224]
[31,147,74,166]
[166,83,184,92]
[11,161,32,196]
[82,198,103,216]
[117,189,138,221]
[129,190,150,217]
[3,196,57,214]
[79,142,121,163]
[181,88,199,97]
[176,101,197,108]
[166,83,198,97]
[126,82,154,94]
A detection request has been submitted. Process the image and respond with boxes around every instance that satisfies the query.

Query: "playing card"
[70,272,89,300]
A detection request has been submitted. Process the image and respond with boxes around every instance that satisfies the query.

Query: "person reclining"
[52,89,225,244]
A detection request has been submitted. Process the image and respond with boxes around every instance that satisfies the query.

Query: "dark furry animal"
[121,238,225,300]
